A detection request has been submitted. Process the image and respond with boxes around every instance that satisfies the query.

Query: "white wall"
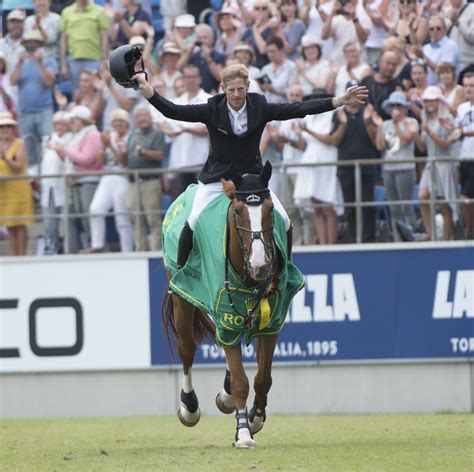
[1,361,472,418]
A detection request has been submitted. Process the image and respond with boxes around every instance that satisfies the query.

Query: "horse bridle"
[224,189,277,329]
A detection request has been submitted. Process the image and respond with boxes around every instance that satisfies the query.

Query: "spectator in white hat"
[0,9,26,71]
[0,111,33,256]
[171,13,197,51]
[83,108,133,253]
[157,42,183,100]
[10,28,58,168]
[215,7,242,56]
[414,85,457,241]
[51,105,103,253]
[40,111,72,252]
[292,34,332,96]
[159,0,187,35]
[374,91,418,241]
[232,42,261,83]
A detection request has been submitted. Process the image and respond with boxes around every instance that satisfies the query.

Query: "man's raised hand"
[341,85,369,107]
[131,74,154,99]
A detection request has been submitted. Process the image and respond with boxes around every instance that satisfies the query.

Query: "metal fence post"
[63,174,70,254]
[134,171,142,250]
[355,161,362,244]
[429,160,437,241]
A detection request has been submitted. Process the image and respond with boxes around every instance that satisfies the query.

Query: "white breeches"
[187,181,291,231]
[89,175,133,251]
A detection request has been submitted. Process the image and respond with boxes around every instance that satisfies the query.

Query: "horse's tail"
[162,285,216,353]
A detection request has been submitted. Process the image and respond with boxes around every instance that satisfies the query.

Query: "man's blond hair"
[220,63,249,87]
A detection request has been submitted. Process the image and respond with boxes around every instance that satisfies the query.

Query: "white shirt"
[0,34,25,71]
[227,102,248,136]
[168,88,211,168]
[457,101,474,160]
[260,60,296,104]
[40,132,73,208]
[278,119,304,175]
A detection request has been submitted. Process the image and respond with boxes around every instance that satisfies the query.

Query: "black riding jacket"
[147,92,335,184]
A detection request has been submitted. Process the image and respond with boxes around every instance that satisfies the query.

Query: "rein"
[224,198,277,330]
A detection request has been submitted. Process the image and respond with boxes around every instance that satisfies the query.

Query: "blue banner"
[149,246,474,365]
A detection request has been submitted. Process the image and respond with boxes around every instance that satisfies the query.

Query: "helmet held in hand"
[109,44,147,90]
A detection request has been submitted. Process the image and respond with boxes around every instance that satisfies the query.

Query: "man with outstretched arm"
[132,63,368,267]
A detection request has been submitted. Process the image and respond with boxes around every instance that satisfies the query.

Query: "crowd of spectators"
[0,0,473,255]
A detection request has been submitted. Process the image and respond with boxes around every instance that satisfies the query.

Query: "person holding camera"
[321,0,370,67]
[9,28,57,168]
[259,36,295,104]
[180,24,226,95]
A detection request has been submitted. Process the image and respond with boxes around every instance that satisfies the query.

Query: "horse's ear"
[260,161,272,186]
[221,178,236,199]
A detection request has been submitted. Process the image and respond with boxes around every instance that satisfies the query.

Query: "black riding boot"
[177,222,194,269]
[286,225,293,261]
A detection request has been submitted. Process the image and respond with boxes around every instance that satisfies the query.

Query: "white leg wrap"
[183,372,193,394]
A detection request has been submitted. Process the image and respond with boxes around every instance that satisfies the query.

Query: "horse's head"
[222,162,275,283]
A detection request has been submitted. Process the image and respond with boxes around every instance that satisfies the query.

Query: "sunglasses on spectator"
[399,0,415,4]
[429,26,443,31]
[254,6,268,10]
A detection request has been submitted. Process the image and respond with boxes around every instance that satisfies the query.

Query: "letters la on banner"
[149,246,474,365]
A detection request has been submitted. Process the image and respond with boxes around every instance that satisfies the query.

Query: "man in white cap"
[10,28,58,167]
[0,9,26,71]
[160,0,187,35]
[171,13,196,50]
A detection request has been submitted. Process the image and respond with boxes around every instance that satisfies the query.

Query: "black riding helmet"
[109,44,147,90]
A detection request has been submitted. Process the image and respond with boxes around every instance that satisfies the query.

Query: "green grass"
[1,415,472,471]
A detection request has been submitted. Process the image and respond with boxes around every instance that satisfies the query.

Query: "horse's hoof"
[233,437,256,449]
[178,390,201,427]
[215,389,235,414]
[233,430,257,449]
[177,405,201,427]
[248,405,266,435]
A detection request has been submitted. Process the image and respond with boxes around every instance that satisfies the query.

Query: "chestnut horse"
[162,163,284,449]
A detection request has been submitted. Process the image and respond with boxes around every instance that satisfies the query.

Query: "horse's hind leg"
[249,334,278,435]
[173,295,201,427]
[215,368,235,414]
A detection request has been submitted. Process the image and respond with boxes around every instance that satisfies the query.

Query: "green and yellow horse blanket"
[162,184,305,346]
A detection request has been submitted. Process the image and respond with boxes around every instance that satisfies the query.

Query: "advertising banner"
[0,257,151,372]
[1,245,472,372]
[149,246,474,365]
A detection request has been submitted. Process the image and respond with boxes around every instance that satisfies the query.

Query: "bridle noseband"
[224,188,277,329]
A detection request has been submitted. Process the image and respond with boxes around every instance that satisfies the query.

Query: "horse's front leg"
[173,295,201,427]
[249,334,278,435]
[223,344,256,449]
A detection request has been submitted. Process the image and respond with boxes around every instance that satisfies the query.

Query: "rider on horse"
[129,62,368,267]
